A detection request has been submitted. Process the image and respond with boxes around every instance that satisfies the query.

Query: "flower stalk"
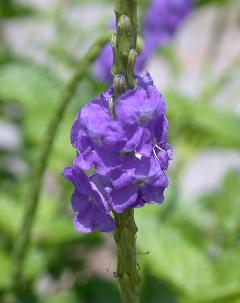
[113,209,141,303]
[114,0,138,79]
[113,0,141,302]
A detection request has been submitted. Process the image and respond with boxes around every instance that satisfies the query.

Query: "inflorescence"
[63,73,172,233]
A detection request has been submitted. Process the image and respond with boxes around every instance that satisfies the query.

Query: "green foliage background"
[0,0,240,302]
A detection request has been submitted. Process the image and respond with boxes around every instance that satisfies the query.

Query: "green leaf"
[23,247,47,281]
[0,61,63,142]
[0,61,62,109]
[0,191,81,246]
[33,192,81,246]
[166,92,240,149]
[0,60,87,168]
[0,0,35,19]
[136,206,216,297]
[43,291,80,303]
[196,0,234,7]
[203,171,240,242]
[0,247,46,289]
[0,194,22,238]
[0,251,11,288]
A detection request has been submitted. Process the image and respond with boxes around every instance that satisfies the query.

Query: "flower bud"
[127,49,138,88]
[113,74,127,97]
[117,14,131,34]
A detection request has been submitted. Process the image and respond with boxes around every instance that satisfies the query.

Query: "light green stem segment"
[114,0,137,80]
[4,33,111,303]
[114,210,141,303]
[113,1,141,303]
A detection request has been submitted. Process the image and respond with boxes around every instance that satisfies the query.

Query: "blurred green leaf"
[167,92,240,149]
[0,61,62,107]
[77,277,120,303]
[0,61,62,141]
[203,171,240,245]
[141,273,179,303]
[24,247,47,281]
[0,0,35,19]
[0,247,46,289]
[0,194,22,238]
[136,207,216,297]
[0,251,11,288]
[0,60,87,168]
[0,191,81,246]
[33,192,81,246]
[196,0,234,7]
[43,291,80,303]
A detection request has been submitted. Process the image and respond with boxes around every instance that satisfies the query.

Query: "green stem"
[4,33,111,303]
[114,0,137,78]
[114,210,141,303]
[113,1,141,303]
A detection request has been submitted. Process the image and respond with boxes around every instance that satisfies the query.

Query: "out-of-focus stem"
[4,33,111,303]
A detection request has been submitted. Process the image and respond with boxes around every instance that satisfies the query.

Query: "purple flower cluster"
[93,0,193,83]
[63,73,172,233]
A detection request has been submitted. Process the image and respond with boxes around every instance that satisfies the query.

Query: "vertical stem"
[114,210,141,303]
[114,0,137,79]
[113,1,141,302]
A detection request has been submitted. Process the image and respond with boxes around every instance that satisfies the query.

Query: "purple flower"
[144,0,193,48]
[71,101,125,171]
[62,165,115,233]
[71,73,169,173]
[109,156,169,213]
[115,73,166,156]
[63,72,172,233]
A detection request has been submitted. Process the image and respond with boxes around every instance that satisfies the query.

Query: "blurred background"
[0,0,240,302]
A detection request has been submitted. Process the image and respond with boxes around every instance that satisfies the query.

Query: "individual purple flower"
[115,73,169,159]
[101,73,166,163]
[62,165,115,233]
[109,156,169,213]
[71,101,125,171]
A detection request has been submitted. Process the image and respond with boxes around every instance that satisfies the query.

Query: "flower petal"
[111,184,138,213]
